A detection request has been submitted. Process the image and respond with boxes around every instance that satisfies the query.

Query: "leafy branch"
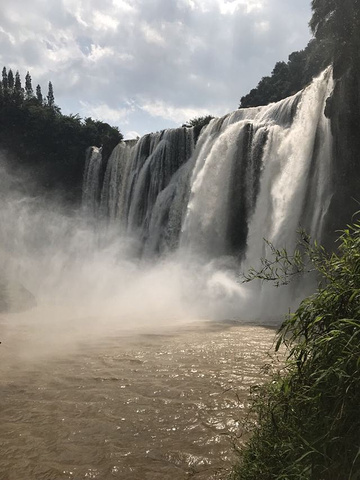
[241,230,324,287]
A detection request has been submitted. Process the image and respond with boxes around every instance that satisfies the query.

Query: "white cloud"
[240,0,266,13]
[112,0,137,13]
[0,0,312,136]
[79,102,133,124]
[140,23,165,46]
[183,0,265,15]
[124,130,141,140]
[140,100,214,124]
[185,0,197,10]
[93,11,119,31]
[88,44,115,62]
[45,36,80,64]
[0,26,16,45]
[255,20,270,33]
[63,1,89,27]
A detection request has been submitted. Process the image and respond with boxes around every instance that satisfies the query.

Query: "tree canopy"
[182,115,214,141]
[0,67,123,202]
[182,115,214,129]
[239,39,331,108]
[240,0,360,108]
[310,0,360,76]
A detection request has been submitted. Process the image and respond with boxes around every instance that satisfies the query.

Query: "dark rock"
[323,66,360,248]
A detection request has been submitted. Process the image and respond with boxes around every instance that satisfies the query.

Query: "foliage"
[241,0,360,108]
[182,115,214,129]
[8,69,14,90]
[242,231,314,287]
[25,71,33,100]
[239,39,332,108]
[182,115,214,142]
[0,67,123,202]
[2,67,7,89]
[35,84,43,104]
[46,81,55,108]
[310,0,360,75]
[231,223,360,479]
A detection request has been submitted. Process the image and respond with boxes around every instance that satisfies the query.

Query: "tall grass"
[231,223,360,479]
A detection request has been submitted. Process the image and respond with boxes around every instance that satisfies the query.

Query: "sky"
[0,0,313,139]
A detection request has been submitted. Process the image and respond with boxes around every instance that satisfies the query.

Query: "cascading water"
[182,70,333,262]
[242,69,333,270]
[82,146,103,217]
[81,69,334,320]
[93,128,195,246]
[85,68,333,263]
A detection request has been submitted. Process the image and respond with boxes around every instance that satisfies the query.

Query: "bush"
[231,223,360,479]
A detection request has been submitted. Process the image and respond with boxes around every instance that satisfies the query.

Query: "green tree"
[239,38,332,108]
[182,115,214,129]
[36,84,43,104]
[182,115,214,140]
[46,81,55,108]
[14,71,21,91]
[7,69,14,91]
[0,67,123,203]
[25,71,33,99]
[2,67,8,90]
[14,71,23,104]
[310,0,360,74]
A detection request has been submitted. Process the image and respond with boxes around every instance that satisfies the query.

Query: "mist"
[0,154,276,363]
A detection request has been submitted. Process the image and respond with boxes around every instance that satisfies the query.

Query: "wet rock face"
[323,66,360,247]
[0,280,36,313]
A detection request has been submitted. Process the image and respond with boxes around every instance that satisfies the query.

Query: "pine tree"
[25,71,33,99]
[2,67,8,90]
[47,81,55,108]
[14,71,22,91]
[14,71,23,104]
[7,69,14,90]
[36,84,43,104]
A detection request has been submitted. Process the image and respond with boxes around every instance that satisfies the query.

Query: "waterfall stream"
[82,69,333,319]
[85,70,333,260]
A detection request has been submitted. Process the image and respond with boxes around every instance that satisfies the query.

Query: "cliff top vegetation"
[0,68,122,202]
[240,0,360,109]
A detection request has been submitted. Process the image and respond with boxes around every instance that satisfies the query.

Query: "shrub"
[231,223,360,479]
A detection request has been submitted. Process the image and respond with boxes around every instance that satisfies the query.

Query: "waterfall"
[181,70,333,261]
[83,128,196,251]
[84,69,333,259]
[242,69,333,270]
[82,146,103,217]
[82,69,333,317]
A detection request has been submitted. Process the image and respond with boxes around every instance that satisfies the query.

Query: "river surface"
[0,310,277,480]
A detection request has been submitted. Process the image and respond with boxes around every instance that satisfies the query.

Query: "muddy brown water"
[0,311,277,480]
